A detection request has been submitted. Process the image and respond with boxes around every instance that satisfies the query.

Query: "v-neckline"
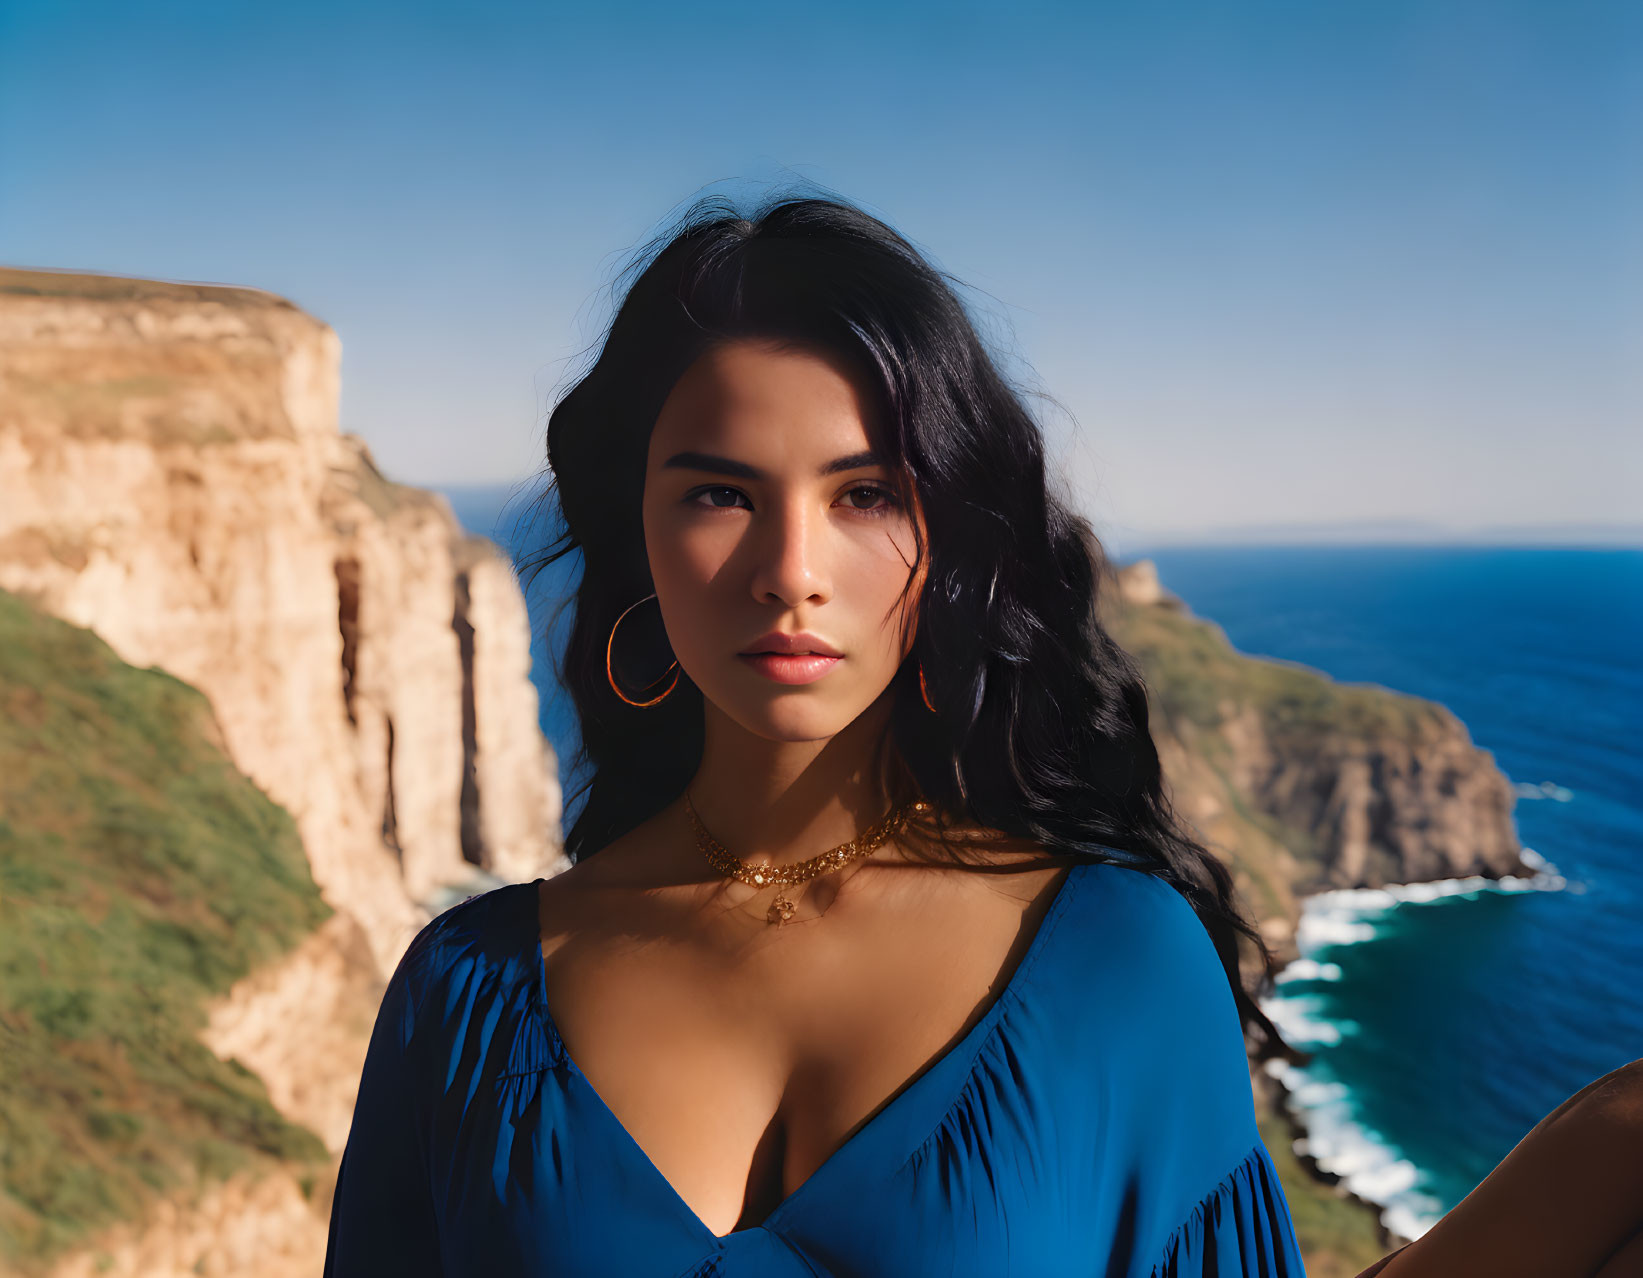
[525,859,1091,1247]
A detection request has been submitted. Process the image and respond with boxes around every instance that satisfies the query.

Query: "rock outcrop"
[0,265,566,985]
[1103,557,1528,966]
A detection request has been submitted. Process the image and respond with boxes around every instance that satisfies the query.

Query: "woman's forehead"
[652,340,890,463]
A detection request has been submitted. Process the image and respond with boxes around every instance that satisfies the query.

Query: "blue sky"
[2,0,1638,549]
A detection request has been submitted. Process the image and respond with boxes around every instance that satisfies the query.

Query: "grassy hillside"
[0,588,334,1272]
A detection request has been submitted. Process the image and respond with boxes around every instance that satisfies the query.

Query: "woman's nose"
[747,500,830,607]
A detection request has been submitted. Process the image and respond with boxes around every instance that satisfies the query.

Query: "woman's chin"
[742,712,850,744]
[714,696,862,744]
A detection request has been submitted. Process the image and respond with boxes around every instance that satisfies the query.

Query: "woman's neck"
[682,694,903,870]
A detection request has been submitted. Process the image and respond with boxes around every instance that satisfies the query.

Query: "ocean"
[1130,543,1643,1241]
[442,483,1643,1244]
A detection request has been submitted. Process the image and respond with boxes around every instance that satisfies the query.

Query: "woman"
[322,194,1639,1277]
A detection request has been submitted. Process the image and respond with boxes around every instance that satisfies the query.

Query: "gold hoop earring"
[606,592,679,707]
[917,660,937,714]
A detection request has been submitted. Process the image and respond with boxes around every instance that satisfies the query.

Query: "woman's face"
[642,337,927,742]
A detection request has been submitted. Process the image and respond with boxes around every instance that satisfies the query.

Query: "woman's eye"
[687,486,751,512]
[842,486,901,516]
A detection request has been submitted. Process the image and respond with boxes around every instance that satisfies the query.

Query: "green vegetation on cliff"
[0,588,334,1271]
[1107,585,1484,899]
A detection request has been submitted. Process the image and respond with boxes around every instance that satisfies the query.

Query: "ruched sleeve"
[1150,1139,1307,1277]
[323,924,445,1277]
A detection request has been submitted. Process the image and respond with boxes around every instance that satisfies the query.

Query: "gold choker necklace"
[684,788,930,926]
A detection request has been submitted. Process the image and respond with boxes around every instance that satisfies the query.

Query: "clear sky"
[2,0,1638,549]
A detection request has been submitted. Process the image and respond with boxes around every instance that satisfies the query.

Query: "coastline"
[1258,846,1574,1244]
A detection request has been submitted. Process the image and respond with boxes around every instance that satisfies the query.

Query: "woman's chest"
[532,864,1075,1241]
[424,1046,1116,1278]
[420,864,1118,1275]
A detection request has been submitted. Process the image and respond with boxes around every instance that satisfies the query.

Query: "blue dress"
[324,859,1309,1277]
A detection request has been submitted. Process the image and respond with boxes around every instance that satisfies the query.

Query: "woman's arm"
[1354,1058,1643,1278]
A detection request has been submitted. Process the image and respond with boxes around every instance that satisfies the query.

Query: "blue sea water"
[1129,543,1643,1240]
[442,482,1643,1243]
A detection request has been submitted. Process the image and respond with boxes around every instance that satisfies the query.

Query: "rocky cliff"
[1102,557,1528,970]
[0,265,566,976]
[0,265,567,1273]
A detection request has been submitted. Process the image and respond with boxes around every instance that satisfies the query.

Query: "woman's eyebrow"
[660,449,883,480]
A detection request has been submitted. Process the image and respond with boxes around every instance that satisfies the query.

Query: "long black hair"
[517,189,1304,1066]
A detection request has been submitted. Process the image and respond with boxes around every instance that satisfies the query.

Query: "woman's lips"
[737,652,843,685]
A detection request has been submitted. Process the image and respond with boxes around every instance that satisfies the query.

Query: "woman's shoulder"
[925,831,1221,991]
[1072,855,1218,955]
[1057,858,1267,1179]
[400,878,534,974]
[379,879,545,1061]
[1058,857,1249,1060]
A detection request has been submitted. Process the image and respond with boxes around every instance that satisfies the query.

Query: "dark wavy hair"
[517,189,1305,1067]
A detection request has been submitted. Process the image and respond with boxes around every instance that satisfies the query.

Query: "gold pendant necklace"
[684,788,929,925]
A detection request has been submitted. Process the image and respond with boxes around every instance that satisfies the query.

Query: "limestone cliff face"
[1,264,570,1275]
[1104,557,1528,964]
[0,266,565,984]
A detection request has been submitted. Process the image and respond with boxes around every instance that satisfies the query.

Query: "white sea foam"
[1262,1054,1447,1240]
[1513,779,1574,802]
[1261,851,1574,1239]
[1274,958,1343,984]
[1295,909,1381,950]
[1262,994,1348,1046]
